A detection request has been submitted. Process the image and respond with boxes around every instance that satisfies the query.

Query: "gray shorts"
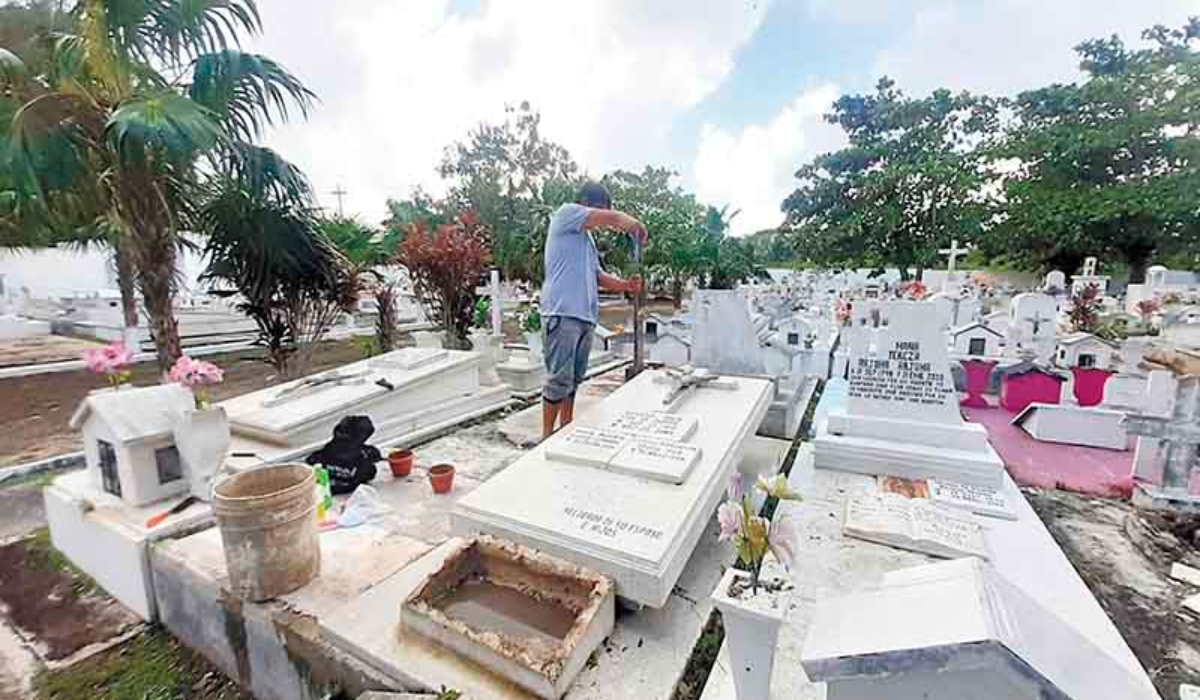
[543,315,594,403]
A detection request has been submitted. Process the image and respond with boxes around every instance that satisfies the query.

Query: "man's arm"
[599,271,641,295]
[583,208,648,244]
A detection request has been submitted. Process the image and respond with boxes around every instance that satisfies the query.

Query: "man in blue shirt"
[540,182,647,438]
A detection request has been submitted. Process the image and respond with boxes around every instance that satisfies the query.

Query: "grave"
[1012,403,1129,450]
[452,369,774,607]
[998,359,1066,413]
[1130,374,1200,512]
[1006,292,1059,363]
[801,558,1158,700]
[814,301,1006,487]
[223,348,493,448]
[950,321,1004,359]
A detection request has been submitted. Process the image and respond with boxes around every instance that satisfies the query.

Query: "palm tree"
[0,1,313,371]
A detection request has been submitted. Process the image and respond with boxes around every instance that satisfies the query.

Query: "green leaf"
[106,92,223,162]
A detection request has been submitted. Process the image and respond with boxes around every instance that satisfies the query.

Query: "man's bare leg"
[560,395,576,428]
[542,399,562,440]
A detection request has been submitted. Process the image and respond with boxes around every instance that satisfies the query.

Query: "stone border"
[0,451,85,485]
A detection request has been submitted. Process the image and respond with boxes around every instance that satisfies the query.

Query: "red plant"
[1069,283,1102,332]
[396,212,492,348]
[1136,297,1161,322]
[898,280,928,300]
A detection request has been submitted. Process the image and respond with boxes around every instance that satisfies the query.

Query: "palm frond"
[0,48,28,89]
[106,91,223,163]
[189,49,313,140]
[116,0,262,64]
[222,141,312,204]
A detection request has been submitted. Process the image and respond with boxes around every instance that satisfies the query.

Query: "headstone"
[1044,269,1067,292]
[1128,375,1200,506]
[452,369,775,607]
[690,290,767,375]
[1007,292,1059,362]
[802,558,1160,700]
[603,410,698,442]
[814,301,1005,487]
[544,426,631,467]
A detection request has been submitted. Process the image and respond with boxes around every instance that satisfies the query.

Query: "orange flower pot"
[387,449,414,478]
[428,463,455,495]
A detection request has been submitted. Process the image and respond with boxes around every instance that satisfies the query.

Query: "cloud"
[245,0,770,224]
[693,85,845,236]
[873,0,1200,96]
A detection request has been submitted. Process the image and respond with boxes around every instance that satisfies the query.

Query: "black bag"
[305,415,382,495]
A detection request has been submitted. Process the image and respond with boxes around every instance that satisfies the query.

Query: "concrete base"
[44,469,213,620]
[759,377,817,440]
[1132,483,1200,514]
[152,525,434,700]
[698,445,1159,700]
[0,315,50,340]
[813,430,1005,488]
[497,354,545,398]
[1013,403,1130,451]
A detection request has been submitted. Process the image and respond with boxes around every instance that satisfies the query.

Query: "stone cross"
[653,367,738,411]
[939,239,971,273]
[1024,311,1052,337]
[474,269,503,336]
[1124,376,1200,491]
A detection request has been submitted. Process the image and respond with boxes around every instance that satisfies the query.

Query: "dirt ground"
[0,339,365,467]
[1027,488,1200,698]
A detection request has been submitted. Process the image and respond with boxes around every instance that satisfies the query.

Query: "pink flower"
[727,472,744,502]
[768,511,799,571]
[168,356,224,388]
[717,501,743,543]
[81,342,133,377]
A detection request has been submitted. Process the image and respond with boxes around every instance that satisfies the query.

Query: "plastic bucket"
[213,464,321,601]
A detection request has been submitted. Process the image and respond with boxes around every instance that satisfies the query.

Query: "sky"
[246,0,1200,235]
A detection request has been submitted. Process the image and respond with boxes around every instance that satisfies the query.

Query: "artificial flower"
[717,501,743,542]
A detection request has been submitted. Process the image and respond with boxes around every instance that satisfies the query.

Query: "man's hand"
[624,275,643,295]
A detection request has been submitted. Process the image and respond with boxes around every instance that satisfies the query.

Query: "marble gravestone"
[222,348,483,447]
[690,289,767,376]
[453,369,774,608]
[802,558,1159,700]
[814,301,1005,487]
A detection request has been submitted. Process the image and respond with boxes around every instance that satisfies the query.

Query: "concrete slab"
[0,479,50,543]
[497,371,626,448]
[407,423,525,482]
[698,445,1158,700]
[0,620,39,700]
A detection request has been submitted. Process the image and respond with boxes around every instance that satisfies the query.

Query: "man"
[540,182,647,438]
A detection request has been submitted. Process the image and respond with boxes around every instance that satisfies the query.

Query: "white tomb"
[452,369,774,608]
[1072,256,1110,296]
[1012,403,1129,450]
[222,348,485,447]
[814,301,1005,487]
[1007,292,1059,362]
[801,558,1158,700]
[70,384,197,507]
[1056,332,1118,369]
[950,321,1004,359]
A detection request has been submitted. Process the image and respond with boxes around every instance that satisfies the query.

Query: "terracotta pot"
[428,463,455,494]
[387,449,414,478]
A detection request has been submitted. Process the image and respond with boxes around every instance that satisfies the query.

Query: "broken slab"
[802,558,1158,700]
[452,369,773,607]
[1013,403,1129,451]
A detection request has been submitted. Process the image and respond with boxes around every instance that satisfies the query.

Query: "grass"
[27,528,100,597]
[670,611,725,700]
[0,470,60,491]
[35,629,251,700]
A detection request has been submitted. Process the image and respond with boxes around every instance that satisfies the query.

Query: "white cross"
[938,239,971,273]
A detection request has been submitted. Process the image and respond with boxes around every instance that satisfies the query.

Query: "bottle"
[313,465,333,521]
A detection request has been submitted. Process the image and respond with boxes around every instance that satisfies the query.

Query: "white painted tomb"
[801,558,1158,700]
[949,321,1004,359]
[453,369,773,607]
[1012,403,1130,450]
[814,302,1006,487]
[1006,292,1059,362]
[223,348,486,447]
[1056,332,1118,369]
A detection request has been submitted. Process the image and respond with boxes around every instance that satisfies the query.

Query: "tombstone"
[222,348,485,447]
[453,369,774,607]
[1044,269,1067,293]
[690,290,766,375]
[1130,370,1177,487]
[646,331,691,367]
[1072,256,1110,296]
[813,301,1005,487]
[1007,292,1058,362]
[69,385,197,507]
[1128,375,1200,509]
[801,558,1160,700]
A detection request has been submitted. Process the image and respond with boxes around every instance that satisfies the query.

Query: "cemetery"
[2,5,1200,700]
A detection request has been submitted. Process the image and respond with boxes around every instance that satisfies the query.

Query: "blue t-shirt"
[541,203,601,324]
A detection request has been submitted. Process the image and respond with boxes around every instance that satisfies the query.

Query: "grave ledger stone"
[814,301,1005,487]
[452,369,774,608]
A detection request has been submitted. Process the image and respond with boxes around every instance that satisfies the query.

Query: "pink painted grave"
[1071,367,1113,407]
[960,359,996,408]
[999,362,1066,414]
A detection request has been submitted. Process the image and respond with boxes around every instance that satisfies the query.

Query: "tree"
[2,0,313,371]
[694,206,768,289]
[1068,284,1103,333]
[438,102,579,283]
[783,78,1000,279]
[321,215,402,353]
[199,165,358,377]
[996,20,1200,283]
[396,212,491,349]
